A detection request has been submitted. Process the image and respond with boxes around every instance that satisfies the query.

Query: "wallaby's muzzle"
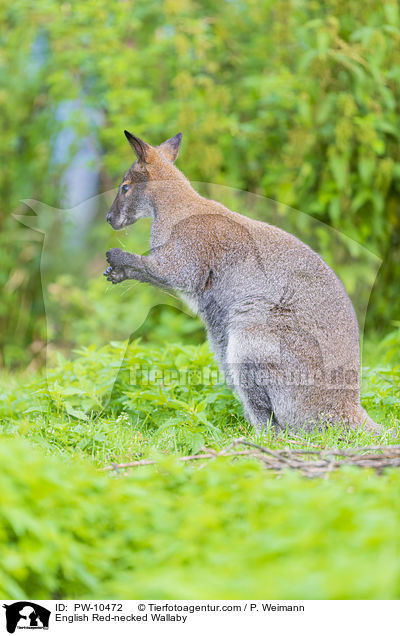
[106,197,137,230]
[106,211,127,230]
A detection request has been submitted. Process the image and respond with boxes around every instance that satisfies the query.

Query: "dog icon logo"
[3,602,50,633]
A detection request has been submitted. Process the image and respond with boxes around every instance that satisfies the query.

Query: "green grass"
[1,338,398,467]
[0,331,399,599]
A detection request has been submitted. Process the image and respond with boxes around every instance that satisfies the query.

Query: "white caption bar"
[1,600,397,635]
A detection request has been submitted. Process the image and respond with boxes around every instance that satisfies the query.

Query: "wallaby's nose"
[106,213,112,225]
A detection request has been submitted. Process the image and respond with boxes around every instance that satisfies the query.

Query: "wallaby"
[105,131,379,434]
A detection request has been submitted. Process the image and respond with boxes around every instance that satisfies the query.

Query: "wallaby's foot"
[349,409,383,435]
[362,417,382,434]
[104,248,127,284]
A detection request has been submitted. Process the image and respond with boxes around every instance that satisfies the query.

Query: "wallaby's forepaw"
[104,248,126,284]
[106,248,124,268]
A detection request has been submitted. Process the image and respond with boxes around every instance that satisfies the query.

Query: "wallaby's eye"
[121,184,130,194]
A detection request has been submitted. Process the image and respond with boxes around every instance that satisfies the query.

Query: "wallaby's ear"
[158,133,183,162]
[124,130,151,163]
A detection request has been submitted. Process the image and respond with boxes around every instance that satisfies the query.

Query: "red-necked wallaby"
[105,131,379,434]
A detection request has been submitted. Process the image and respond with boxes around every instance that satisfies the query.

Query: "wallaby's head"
[106,131,183,230]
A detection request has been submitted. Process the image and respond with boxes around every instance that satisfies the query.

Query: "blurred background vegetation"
[1,0,400,601]
[1,0,400,368]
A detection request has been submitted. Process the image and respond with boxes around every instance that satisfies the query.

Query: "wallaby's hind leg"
[240,368,278,433]
[225,329,282,433]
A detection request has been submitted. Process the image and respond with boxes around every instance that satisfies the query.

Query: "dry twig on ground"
[104,439,400,477]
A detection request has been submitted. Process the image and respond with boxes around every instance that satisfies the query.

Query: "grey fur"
[104,132,380,434]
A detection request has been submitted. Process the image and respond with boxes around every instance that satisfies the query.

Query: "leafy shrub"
[0,340,243,458]
[1,338,398,466]
[0,337,398,600]
[361,323,400,425]
[2,0,400,366]
[0,437,399,600]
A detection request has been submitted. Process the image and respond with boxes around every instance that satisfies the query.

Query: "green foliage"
[0,340,245,460]
[362,322,400,423]
[1,338,397,466]
[0,337,399,599]
[45,273,204,355]
[1,0,400,366]
[2,0,400,600]
[0,437,399,600]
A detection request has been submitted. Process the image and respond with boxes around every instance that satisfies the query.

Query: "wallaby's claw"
[105,267,125,284]
[104,249,126,284]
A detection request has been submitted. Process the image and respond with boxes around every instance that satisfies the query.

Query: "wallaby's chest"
[179,292,199,315]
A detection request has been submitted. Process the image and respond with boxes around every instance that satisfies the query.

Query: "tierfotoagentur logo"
[2,603,50,634]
